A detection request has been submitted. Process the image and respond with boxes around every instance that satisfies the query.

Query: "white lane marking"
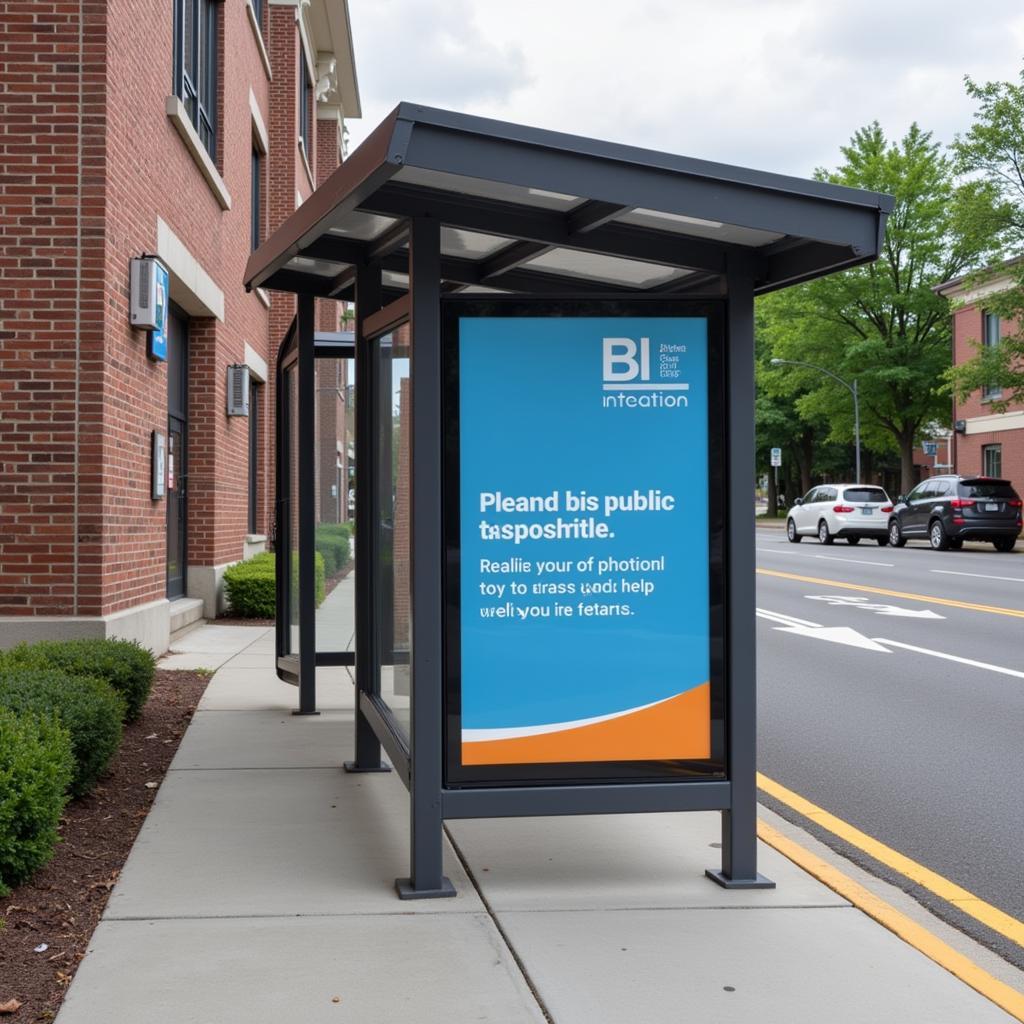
[756,608,890,652]
[814,554,895,567]
[805,594,944,620]
[930,569,1024,584]
[871,638,1024,681]
[756,607,821,628]
[755,547,894,568]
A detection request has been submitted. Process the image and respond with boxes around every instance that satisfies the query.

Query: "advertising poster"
[457,315,710,767]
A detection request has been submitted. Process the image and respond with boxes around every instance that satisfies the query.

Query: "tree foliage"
[946,70,1024,410]
[758,122,998,492]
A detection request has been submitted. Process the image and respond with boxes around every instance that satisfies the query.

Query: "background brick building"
[937,265,1024,488]
[0,0,360,653]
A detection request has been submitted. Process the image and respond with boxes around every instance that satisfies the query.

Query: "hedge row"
[0,636,155,895]
[223,550,326,619]
[315,523,351,576]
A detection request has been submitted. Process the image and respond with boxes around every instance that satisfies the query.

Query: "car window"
[961,480,1017,499]
[843,487,888,503]
[822,487,838,503]
[907,482,930,501]
[932,480,952,498]
[804,488,821,504]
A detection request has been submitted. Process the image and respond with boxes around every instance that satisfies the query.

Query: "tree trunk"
[766,467,778,517]
[900,436,916,496]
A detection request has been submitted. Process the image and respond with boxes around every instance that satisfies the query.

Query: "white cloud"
[347,0,1024,179]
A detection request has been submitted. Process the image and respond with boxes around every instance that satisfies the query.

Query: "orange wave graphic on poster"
[462,683,710,765]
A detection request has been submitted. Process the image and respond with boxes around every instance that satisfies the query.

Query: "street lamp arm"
[770,358,855,398]
[770,357,861,484]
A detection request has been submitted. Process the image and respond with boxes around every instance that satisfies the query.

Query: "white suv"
[786,484,893,546]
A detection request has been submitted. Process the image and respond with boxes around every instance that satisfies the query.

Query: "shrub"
[2,638,155,722]
[0,706,74,895]
[224,551,275,618]
[0,670,124,798]
[223,549,328,619]
[315,535,350,575]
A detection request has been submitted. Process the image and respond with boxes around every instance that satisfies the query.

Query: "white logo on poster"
[601,336,689,409]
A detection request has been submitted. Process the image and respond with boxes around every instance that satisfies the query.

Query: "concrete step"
[168,597,205,643]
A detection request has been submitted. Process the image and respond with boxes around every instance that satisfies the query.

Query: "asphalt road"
[755,526,1024,967]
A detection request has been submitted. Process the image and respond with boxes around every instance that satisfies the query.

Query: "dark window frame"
[251,0,263,33]
[249,379,260,534]
[173,0,219,160]
[982,311,1002,401]
[298,48,312,156]
[982,443,1002,479]
[251,144,262,251]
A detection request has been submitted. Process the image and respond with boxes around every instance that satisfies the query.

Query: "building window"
[982,444,1002,478]
[249,380,260,533]
[298,51,312,155]
[982,311,1002,401]
[251,145,262,250]
[251,0,263,32]
[173,0,218,159]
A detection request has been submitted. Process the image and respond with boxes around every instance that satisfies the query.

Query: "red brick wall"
[98,0,272,609]
[0,1,108,616]
[951,302,1024,486]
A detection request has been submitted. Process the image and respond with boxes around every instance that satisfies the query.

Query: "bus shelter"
[244,103,892,899]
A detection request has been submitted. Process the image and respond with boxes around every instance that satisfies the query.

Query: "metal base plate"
[395,876,457,900]
[291,710,321,716]
[705,869,776,890]
[342,761,392,774]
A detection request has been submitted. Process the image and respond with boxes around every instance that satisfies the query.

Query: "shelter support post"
[396,217,454,899]
[707,254,775,889]
[345,262,391,773]
[294,293,320,716]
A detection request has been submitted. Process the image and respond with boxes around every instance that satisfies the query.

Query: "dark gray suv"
[888,476,1022,552]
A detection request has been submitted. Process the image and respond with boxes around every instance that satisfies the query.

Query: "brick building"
[937,263,1024,487]
[0,0,360,653]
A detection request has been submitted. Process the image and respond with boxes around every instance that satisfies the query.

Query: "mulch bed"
[0,669,211,1023]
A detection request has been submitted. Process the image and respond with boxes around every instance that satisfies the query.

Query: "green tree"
[947,70,1024,411]
[759,122,997,493]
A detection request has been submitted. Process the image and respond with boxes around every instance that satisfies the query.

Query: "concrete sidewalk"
[56,624,1019,1023]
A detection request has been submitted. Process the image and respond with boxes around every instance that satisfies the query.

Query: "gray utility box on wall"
[226,365,250,416]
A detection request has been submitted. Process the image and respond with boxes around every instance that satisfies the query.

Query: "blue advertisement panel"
[455,313,711,769]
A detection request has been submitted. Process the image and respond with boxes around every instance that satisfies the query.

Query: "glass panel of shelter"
[313,345,356,664]
[375,329,412,743]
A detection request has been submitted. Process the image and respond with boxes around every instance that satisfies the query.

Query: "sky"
[345,0,1024,179]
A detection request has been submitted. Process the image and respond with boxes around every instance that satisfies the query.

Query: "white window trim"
[245,2,273,81]
[249,89,269,154]
[165,96,232,211]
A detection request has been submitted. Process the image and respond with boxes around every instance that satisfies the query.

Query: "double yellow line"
[756,568,1024,619]
[758,773,1024,1020]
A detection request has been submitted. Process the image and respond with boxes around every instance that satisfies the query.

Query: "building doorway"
[167,309,188,599]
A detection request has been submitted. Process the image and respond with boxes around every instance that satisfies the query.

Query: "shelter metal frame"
[253,103,892,898]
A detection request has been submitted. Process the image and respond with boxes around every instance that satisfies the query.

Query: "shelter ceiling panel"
[395,166,581,211]
[522,248,692,288]
[327,212,400,240]
[620,208,784,247]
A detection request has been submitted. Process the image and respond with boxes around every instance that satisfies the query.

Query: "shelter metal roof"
[244,103,894,302]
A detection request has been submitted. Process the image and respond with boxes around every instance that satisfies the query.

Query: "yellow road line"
[757,567,1024,619]
[757,820,1024,1022]
[758,772,1024,950]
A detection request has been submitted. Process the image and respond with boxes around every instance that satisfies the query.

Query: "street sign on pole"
[922,441,938,457]
[770,447,782,467]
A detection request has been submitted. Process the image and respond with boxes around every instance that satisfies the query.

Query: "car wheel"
[889,520,906,548]
[993,537,1016,553]
[929,519,950,551]
[846,536,860,546]
[877,536,889,547]
[818,520,834,545]
[786,518,802,543]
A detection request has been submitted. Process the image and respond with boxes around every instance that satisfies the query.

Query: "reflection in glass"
[376,330,412,740]
[285,362,300,657]
[314,356,356,656]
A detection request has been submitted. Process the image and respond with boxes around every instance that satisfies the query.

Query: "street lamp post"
[771,358,861,484]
